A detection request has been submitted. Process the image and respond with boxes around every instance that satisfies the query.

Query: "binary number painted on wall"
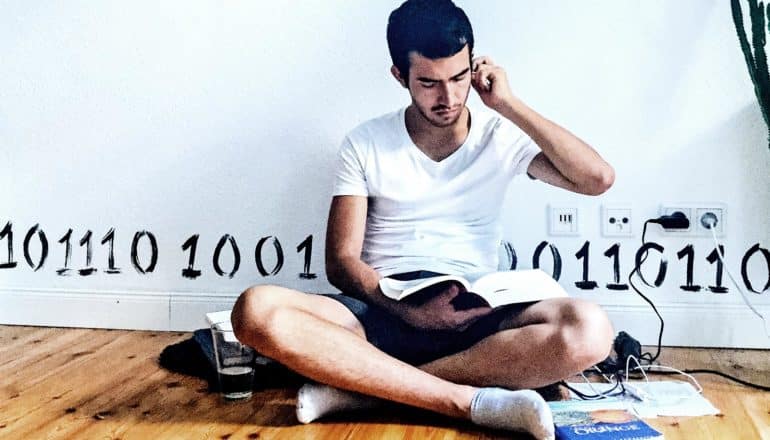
[574,241,598,290]
[1,221,768,294]
[23,224,48,272]
[677,245,702,292]
[603,243,629,291]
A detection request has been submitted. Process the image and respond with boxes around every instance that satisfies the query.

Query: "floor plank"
[0,325,768,439]
[640,346,770,440]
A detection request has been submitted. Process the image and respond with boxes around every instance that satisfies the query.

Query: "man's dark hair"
[386,0,474,80]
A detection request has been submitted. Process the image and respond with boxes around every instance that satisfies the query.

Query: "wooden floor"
[0,326,768,440]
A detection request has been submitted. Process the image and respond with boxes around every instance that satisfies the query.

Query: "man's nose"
[437,83,452,106]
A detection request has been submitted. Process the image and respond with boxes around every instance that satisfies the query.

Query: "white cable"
[640,364,704,394]
[708,225,770,338]
[624,353,703,398]
[625,355,649,383]
[578,371,618,400]
[572,367,627,400]
[594,365,615,384]
[623,361,704,402]
[584,359,705,402]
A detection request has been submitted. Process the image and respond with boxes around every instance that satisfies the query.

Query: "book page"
[470,269,567,308]
[379,275,467,300]
[205,310,238,342]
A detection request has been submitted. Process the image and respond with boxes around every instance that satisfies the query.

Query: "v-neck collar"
[400,106,476,166]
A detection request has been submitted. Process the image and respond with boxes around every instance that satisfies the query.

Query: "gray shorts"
[321,291,532,366]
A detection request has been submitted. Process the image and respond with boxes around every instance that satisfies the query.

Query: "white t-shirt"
[332,105,541,277]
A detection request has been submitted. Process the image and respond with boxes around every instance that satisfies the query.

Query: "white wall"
[1,1,769,347]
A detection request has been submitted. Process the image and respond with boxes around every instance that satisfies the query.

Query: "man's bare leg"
[231,285,557,438]
[287,297,611,427]
[231,285,475,418]
[419,298,614,389]
[294,298,612,416]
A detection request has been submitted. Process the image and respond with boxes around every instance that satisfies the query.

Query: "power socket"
[660,203,726,237]
[696,206,725,237]
[602,205,633,237]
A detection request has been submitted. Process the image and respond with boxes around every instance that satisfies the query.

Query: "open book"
[378,268,568,309]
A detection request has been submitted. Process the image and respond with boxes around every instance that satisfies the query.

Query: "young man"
[232,1,615,438]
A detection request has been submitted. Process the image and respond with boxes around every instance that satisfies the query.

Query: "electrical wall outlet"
[659,205,694,235]
[548,206,579,236]
[659,203,726,237]
[695,206,726,237]
[602,205,633,237]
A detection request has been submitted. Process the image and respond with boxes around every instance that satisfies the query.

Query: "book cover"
[553,409,663,439]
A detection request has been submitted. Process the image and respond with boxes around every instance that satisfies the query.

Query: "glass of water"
[210,322,255,400]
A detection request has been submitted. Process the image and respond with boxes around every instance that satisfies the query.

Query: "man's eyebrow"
[450,68,471,79]
[416,68,471,83]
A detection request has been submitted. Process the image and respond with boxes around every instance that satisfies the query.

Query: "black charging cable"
[624,368,770,392]
[628,219,665,363]
[631,212,694,362]
[572,212,770,397]
[567,218,668,399]
[628,214,770,391]
[561,374,627,399]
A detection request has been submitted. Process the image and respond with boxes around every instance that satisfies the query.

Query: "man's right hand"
[398,282,493,331]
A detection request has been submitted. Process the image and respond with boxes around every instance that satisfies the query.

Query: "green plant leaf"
[750,0,770,128]
[733,0,759,93]
[733,0,770,141]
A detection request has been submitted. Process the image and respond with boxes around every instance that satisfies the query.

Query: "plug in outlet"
[659,205,693,234]
[660,203,726,237]
[602,205,633,237]
[696,206,726,237]
[548,206,579,236]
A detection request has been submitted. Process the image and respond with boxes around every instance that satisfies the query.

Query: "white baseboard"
[601,303,770,349]
[1,288,768,348]
[169,293,239,330]
[0,287,172,331]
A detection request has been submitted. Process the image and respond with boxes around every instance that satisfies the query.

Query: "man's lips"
[434,106,460,116]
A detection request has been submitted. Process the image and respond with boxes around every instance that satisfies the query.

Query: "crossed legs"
[231,285,613,429]
[420,297,615,389]
[231,285,475,417]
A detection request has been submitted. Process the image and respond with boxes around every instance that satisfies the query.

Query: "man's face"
[403,45,472,128]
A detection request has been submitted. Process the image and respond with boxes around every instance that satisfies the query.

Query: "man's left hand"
[472,56,514,111]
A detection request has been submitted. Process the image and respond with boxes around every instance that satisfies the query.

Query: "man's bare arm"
[325,195,491,329]
[471,56,615,196]
[325,195,382,299]
[500,98,614,196]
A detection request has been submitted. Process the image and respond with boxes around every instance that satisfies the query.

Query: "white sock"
[295,383,384,424]
[469,388,555,440]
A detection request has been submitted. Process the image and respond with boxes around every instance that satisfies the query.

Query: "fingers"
[472,56,494,72]
[472,67,494,92]
[458,306,492,319]
[438,283,462,302]
[434,283,492,327]
[454,306,493,327]
[471,57,496,92]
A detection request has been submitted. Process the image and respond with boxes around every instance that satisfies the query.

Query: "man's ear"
[390,65,407,88]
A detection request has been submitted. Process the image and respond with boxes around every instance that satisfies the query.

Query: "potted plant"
[733,0,770,148]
